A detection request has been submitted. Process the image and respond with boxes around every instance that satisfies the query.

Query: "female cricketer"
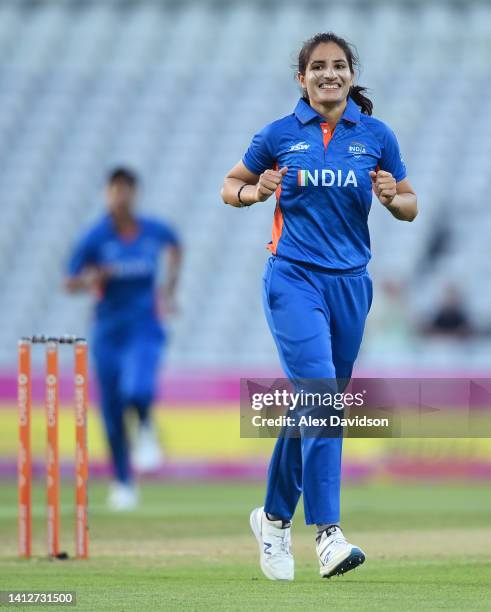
[65,167,182,511]
[221,33,417,580]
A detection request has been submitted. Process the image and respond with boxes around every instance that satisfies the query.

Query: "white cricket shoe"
[107,482,139,512]
[249,507,294,581]
[316,526,365,578]
[131,422,164,472]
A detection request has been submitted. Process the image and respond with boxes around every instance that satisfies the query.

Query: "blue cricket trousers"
[262,256,372,525]
[92,321,165,483]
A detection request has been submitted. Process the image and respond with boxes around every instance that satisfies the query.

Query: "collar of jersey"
[294,97,360,125]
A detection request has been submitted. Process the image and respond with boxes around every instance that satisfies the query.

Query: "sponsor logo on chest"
[297,169,358,188]
[288,141,310,152]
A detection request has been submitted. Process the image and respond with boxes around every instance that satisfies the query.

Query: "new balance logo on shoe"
[321,550,332,563]
[263,542,272,555]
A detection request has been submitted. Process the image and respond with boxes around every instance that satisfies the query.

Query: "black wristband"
[237,184,251,207]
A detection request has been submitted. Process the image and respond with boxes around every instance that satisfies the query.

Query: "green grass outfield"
[0,482,490,611]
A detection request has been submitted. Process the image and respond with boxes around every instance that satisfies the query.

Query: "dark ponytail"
[348,85,373,116]
[297,32,373,116]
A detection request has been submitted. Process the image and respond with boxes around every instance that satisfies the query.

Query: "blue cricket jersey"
[67,215,179,333]
[242,97,407,270]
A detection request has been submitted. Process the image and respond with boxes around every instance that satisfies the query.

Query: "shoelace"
[272,530,291,555]
[333,536,347,544]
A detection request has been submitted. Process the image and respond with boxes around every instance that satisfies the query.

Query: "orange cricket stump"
[45,340,60,558]
[74,340,89,559]
[18,339,32,558]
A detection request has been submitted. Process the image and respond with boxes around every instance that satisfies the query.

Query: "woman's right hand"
[255,167,288,202]
[64,265,112,294]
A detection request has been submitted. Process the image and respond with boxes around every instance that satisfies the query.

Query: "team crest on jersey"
[288,141,310,152]
[297,169,358,188]
[348,142,367,158]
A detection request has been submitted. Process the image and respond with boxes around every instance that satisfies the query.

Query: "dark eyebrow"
[310,58,347,64]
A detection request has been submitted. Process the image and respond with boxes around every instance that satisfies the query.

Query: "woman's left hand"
[369,170,396,207]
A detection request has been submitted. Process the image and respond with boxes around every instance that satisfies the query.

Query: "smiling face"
[298,42,354,110]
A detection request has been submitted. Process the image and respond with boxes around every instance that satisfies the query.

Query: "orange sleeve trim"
[267,202,283,254]
[267,162,284,255]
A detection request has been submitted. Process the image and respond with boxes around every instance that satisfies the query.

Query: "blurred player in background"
[222,33,417,580]
[65,167,182,510]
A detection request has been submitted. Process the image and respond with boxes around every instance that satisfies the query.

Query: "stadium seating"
[0,1,490,370]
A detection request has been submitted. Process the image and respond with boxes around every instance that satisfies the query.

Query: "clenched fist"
[369,170,397,207]
[255,167,288,202]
